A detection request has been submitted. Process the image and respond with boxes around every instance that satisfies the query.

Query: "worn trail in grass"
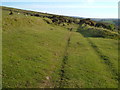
[59,30,118,88]
[59,30,73,88]
[2,9,118,88]
[87,38,118,78]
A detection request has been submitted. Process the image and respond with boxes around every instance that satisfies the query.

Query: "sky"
[1,0,119,18]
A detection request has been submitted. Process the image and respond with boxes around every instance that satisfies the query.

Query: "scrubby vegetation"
[93,18,120,33]
[2,6,119,88]
[77,24,120,39]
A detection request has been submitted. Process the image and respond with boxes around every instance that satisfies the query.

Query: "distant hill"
[92,18,118,25]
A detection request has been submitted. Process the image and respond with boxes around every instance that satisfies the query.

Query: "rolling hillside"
[2,6,119,88]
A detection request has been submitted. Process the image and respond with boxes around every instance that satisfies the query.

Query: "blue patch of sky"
[1,1,118,18]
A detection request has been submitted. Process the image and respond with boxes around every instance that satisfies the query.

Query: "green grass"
[77,24,120,39]
[2,9,71,88]
[88,38,118,76]
[61,32,118,88]
[100,20,116,25]
[2,7,118,88]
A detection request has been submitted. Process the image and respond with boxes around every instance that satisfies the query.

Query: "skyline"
[1,0,119,18]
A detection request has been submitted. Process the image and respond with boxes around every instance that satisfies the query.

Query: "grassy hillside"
[77,24,119,39]
[2,6,119,88]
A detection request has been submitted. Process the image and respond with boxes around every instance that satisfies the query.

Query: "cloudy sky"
[1,0,119,18]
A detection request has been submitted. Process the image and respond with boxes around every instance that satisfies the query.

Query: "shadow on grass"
[76,25,120,40]
[76,25,105,38]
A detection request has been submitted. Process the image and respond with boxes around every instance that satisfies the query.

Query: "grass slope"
[2,10,70,88]
[61,32,118,88]
[2,7,118,88]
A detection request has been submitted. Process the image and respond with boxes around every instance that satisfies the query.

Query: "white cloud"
[1,0,117,18]
[2,0,119,2]
[87,0,95,3]
[1,0,82,2]
[14,4,117,9]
